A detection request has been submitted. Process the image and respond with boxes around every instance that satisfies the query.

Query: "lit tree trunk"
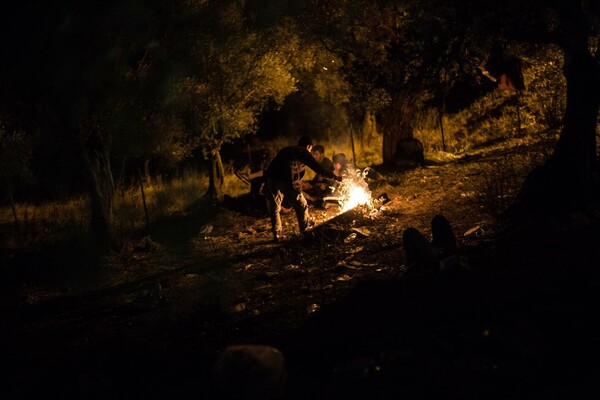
[82,129,115,246]
[381,92,418,165]
[360,109,379,153]
[207,148,225,205]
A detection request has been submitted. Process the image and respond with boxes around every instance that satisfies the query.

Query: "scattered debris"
[340,263,359,270]
[232,303,246,313]
[464,225,483,237]
[344,233,357,243]
[337,260,377,270]
[307,303,320,313]
[349,260,376,267]
[351,227,371,237]
[255,271,279,281]
[333,274,353,282]
[200,224,213,234]
[348,246,364,254]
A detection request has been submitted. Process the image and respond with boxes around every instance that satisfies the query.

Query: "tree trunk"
[381,92,418,165]
[208,149,225,205]
[359,109,380,156]
[510,16,600,218]
[82,131,115,246]
[548,46,600,198]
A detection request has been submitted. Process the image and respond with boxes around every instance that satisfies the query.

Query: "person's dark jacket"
[265,145,337,184]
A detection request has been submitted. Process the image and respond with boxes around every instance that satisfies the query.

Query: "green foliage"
[114,169,209,235]
[173,4,298,158]
[111,111,198,165]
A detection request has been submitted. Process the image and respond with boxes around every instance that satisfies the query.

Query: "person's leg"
[431,215,458,252]
[430,215,464,273]
[302,190,317,203]
[266,180,284,240]
[279,183,310,233]
[402,227,439,272]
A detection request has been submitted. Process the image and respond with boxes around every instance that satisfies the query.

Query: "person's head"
[311,144,325,162]
[332,153,348,174]
[297,135,313,152]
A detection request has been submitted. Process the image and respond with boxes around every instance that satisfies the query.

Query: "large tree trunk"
[359,109,381,156]
[510,12,600,218]
[549,45,600,197]
[381,92,419,165]
[207,149,225,205]
[82,131,115,246]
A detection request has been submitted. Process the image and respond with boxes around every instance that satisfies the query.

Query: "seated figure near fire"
[322,153,350,203]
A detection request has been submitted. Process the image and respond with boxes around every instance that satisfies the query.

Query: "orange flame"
[338,169,373,213]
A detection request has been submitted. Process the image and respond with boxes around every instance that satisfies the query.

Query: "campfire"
[326,168,380,214]
[339,172,372,212]
[307,168,389,245]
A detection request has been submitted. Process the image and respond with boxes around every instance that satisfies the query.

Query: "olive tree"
[305,0,480,165]
[173,2,297,203]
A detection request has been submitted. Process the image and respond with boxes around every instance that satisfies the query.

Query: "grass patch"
[470,143,555,219]
[0,167,249,259]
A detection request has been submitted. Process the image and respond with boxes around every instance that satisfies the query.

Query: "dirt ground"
[3,140,600,399]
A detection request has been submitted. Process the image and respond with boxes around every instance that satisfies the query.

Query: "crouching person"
[264,136,341,242]
[402,215,467,275]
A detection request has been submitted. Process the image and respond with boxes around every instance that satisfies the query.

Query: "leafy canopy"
[173,2,298,157]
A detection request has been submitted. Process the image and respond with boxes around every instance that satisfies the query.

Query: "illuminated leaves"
[176,29,297,157]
